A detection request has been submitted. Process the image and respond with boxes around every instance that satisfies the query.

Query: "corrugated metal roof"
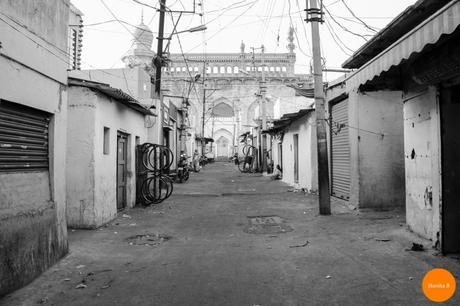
[68,78,155,115]
[347,0,460,89]
[263,108,314,134]
[343,0,451,69]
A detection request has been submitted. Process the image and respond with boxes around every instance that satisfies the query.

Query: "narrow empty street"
[2,162,460,306]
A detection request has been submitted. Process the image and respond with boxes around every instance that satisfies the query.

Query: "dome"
[133,21,153,50]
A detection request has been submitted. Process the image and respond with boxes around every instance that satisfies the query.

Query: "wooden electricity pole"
[260,45,267,173]
[153,0,166,97]
[307,0,331,215]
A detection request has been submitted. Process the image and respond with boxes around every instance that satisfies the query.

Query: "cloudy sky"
[72,0,416,80]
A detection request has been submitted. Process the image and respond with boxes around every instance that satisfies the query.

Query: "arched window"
[282,66,287,72]
[270,67,275,72]
[194,67,199,72]
[246,67,251,72]
[257,67,262,72]
[206,66,211,74]
[213,66,218,74]
[182,67,186,72]
[226,66,232,73]
[275,67,281,72]
[220,66,225,73]
[234,66,239,73]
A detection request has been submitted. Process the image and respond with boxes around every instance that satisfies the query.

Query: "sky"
[72,0,417,81]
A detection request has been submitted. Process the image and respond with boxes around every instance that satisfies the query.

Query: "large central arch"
[213,128,234,159]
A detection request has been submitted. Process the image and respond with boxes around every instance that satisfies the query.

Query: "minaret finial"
[141,9,144,23]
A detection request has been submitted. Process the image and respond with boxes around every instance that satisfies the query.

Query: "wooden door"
[117,133,128,210]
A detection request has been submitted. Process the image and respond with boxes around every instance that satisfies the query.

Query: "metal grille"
[331,99,350,200]
[0,100,50,172]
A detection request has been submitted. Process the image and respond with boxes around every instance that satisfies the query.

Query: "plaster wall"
[0,0,69,296]
[351,90,405,209]
[66,87,97,228]
[69,68,159,144]
[0,0,69,84]
[94,92,148,225]
[281,113,318,192]
[403,86,440,241]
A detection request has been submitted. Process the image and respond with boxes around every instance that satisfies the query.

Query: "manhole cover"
[244,215,293,234]
[126,233,171,246]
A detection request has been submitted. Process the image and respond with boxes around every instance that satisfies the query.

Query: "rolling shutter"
[331,99,350,200]
[0,100,50,172]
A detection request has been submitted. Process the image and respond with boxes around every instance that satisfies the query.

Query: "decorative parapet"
[164,52,298,78]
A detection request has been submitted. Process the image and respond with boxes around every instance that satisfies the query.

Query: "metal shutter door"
[331,99,350,200]
[0,100,50,172]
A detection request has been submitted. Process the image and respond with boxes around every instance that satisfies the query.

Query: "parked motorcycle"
[176,153,190,183]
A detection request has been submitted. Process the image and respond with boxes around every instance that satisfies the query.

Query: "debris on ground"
[122,214,131,219]
[325,275,332,279]
[126,233,172,246]
[76,265,85,269]
[38,297,48,304]
[289,241,309,248]
[75,283,87,289]
[408,277,414,280]
[407,243,425,252]
[63,278,71,282]
[375,238,391,242]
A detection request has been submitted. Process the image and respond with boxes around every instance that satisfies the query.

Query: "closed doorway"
[293,134,299,183]
[117,132,128,210]
[330,99,351,200]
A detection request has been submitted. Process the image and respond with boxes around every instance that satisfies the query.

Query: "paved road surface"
[2,162,459,305]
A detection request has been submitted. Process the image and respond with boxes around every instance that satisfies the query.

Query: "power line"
[323,4,369,42]
[340,0,378,33]
[129,0,158,11]
[287,0,312,57]
[100,0,154,51]
[324,17,353,56]
[185,0,260,53]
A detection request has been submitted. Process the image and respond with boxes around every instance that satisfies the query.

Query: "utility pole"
[306,0,331,215]
[201,86,206,156]
[153,0,166,97]
[260,45,267,173]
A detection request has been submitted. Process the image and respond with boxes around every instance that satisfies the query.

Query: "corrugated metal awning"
[347,0,460,89]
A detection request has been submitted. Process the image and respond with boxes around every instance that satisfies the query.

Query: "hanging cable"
[340,0,378,33]
[323,5,369,42]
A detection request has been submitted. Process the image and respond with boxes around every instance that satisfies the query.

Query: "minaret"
[286,27,296,75]
[121,14,155,69]
[287,26,295,53]
[239,40,246,73]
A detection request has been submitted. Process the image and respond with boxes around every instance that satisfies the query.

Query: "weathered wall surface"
[94,92,148,225]
[0,0,69,296]
[403,86,440,241]
[281,113,318,192]
[351,90,405,209]
[66,87,97,228]
[69,68,158,144]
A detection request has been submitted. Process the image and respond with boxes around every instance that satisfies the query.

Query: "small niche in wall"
[103,127,110,155]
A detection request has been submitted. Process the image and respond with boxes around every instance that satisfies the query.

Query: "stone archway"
[213,128,233,160]
[216,135,230,159]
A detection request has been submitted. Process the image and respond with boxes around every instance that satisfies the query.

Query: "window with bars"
[0,100,51,172]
